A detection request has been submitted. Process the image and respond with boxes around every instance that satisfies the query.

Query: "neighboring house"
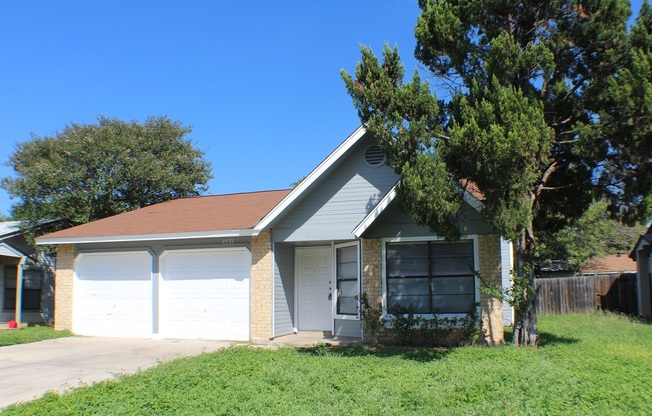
[0,221,58,325]
[582,254,637,275]
[539,254,637,278]
[630,224,652,316]
[37,126,512,344]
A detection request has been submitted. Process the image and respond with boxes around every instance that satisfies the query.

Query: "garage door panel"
[74,251,152,338]
[160,248,251,341]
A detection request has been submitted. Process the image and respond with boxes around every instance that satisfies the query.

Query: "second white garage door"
[159,247,251,341]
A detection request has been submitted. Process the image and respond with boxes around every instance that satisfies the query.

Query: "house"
[630,224,652,316]
[582,254,637,275]
[539,255,637,278]
[0,221,59,325]
[37,126,513,344]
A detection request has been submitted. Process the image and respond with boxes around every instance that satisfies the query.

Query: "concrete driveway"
[0,336,232,409]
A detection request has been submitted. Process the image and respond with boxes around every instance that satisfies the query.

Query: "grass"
[0,326,72,347]
[4,313,652,415]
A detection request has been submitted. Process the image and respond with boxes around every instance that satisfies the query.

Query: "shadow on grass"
[503,327,579,347]
[297,344,452,362]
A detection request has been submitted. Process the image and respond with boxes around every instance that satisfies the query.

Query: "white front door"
[296,247,332,331]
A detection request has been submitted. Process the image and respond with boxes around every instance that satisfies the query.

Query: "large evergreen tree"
[343,0,652,346]
[2,116,212,242]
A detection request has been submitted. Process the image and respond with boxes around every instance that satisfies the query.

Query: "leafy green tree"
[343,0,652,346]
[2,116,212,241]
[537,200,646,271]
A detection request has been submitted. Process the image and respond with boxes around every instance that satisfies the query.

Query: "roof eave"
[629,233,652,260]
[352,183,485,238]
[36,228,260,245]
[353,186,397,238]
[0,242,29,258]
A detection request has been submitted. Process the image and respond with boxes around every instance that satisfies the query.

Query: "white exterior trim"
[37,229,259,245]
[254,125,368,231]
[333,241,361,320]
[0,242,27,258]
[500,237,514,326]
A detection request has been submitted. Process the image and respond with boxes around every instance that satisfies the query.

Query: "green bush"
[358,293,481,347]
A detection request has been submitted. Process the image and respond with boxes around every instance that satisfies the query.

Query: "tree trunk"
[512,231,539,347]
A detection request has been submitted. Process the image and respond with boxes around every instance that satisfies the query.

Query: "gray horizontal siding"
[274,243,295,337]
[272,136,398,243]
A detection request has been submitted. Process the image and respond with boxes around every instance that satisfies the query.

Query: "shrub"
[357,293,481,347]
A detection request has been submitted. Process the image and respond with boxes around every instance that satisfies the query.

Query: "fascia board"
[462,191,483,212]
[630,234,652,260]
[0,242,28,258]
[36,229,259,245]
[254,125,368,231]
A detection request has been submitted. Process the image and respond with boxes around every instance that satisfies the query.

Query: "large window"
[386,240,475,314]
[4,266,42,311]
[336,244,359,315]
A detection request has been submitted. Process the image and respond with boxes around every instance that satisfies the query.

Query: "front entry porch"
[273,242,362,339]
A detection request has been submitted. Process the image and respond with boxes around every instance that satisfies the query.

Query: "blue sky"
[0,1,645,217]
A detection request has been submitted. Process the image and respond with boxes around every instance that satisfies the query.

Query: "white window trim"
[333,241,361,320]
[381,235,480,319]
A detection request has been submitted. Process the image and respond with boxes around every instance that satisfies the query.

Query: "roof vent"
[364,145,386,168]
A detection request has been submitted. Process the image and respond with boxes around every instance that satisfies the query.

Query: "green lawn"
[5,314,651,415]
[0,326,71,347]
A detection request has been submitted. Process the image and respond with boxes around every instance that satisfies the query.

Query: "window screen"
[386,241,475,314]
[4,266,42,311]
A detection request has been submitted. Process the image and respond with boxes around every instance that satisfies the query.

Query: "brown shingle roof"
[39,189,291,241]
[459,179,485,201]
[582,254,637,274]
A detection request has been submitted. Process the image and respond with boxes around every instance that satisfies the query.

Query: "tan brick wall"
[250,231,273,340]
[54,244,75,331]
[478,234,504,345]
[361,238,382,307]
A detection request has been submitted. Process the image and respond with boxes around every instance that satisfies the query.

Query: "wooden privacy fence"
[536,273,637,315]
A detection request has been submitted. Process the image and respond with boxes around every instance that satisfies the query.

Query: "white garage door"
[74,251,153,337]
[159,247,251,341]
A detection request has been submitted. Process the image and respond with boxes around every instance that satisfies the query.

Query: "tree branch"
[535,161,560,198]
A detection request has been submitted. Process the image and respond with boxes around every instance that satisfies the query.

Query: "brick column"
[54,244,75,331]
[361,238,383,307]
[250,231,273,341]
[478,234,504,345]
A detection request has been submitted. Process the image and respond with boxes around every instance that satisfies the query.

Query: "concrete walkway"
[0,336,232,409]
